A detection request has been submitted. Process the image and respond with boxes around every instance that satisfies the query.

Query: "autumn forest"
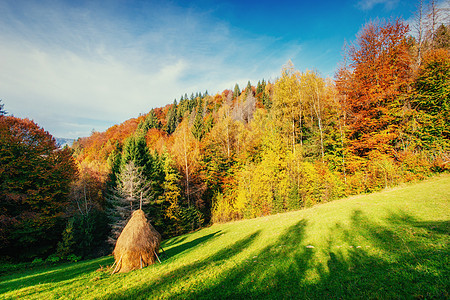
[1,15,449,261]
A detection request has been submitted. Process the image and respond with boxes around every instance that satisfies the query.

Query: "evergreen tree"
[150,110,161,129]
[121,133,151,174]
[204,114,214,135]
[138,109,160,132]
[233,84,240,99]
[192,108,205,141]
[245,81,252,96]
[0,100,6,116]
[107,142,122,188]
[166,103,178,134]
[262,92,271,109]
[256,81,263,95]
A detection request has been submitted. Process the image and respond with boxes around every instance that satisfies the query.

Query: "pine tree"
[192,108,205,141]
[245,81,252,96]
[233,84,241,99]
[0,100,6,116]
[256,81,263,95]
[166,104,178,134]
[262,92,271,109]
[121,133,151,175]
[107,142,122,188]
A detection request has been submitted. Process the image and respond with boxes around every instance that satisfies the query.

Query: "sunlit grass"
[1,174,449,299]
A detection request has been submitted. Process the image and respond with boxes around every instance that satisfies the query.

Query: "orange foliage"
[73,116,145,166]
[145,128,168,154]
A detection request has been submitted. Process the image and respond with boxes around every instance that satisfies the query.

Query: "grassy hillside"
[1,175,449,299]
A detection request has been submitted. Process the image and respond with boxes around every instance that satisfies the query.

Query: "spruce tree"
[245,81,252,96]
[0,100,6,116]
[233,84,240,99]
[192,108,205,141]
[138,109,160,132]
[256,81,263,95]
[166,105,178,134]
[121,133,151,174]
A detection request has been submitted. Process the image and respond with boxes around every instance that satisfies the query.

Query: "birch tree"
[272,61,302,154]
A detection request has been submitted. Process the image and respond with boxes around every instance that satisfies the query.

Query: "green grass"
[1,175,449,299]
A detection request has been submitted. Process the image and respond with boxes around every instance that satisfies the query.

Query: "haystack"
[112,209,161,273]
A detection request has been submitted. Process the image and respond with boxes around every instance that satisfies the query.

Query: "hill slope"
[1,175,449,299]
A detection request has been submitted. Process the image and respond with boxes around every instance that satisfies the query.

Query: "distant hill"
[55,137,75,148]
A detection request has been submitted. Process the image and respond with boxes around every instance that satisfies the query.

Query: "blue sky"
[0,0,446,138]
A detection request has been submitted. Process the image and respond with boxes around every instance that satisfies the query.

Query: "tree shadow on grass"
[312,210,449,299]
[106,230,262,299]
[185,219,311,299]
[187,211,448,299]
[0,256,113,294]
[161,235,188,248]
[12,208,446,299]
[162,231,222,261]
[103,220,308,300]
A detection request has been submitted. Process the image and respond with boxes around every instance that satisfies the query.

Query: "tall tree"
[301,71,327,161]
[121,133,151,175]
[336,19,412,156]
[166,102,178,135]
[192,107,205,141]
[233,83,241,99]
[171,118,200,206]
[273,61,302,154]
[413,48,450,152]
[106,161,152,243]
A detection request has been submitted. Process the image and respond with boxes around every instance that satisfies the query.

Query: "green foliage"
[57,210,109,260]
[261,91,271,109]
[45,254,61,263]
[66,254,82,263]
[412,49,450,154]
[138,109,161,132]
[233,83,240,99]
[57,218,76,258]
[191,108,205,141]
[121,133,151,173]
[166,102,178,134]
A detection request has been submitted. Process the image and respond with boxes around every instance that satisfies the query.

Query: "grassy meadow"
[1,175,449,299]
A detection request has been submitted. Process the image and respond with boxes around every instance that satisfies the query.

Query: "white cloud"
[356,0,399,11]
[0,1,303,138]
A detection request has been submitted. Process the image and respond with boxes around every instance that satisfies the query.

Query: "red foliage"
[337,19,413,156]
[0,116,77,258]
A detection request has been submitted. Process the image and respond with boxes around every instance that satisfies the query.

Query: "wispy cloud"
[356,0,399,11]
[0,1,299,138]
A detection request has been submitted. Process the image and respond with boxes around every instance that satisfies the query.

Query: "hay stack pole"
[112,209,161,273]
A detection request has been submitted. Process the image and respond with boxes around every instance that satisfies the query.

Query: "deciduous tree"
[0,116,77,259]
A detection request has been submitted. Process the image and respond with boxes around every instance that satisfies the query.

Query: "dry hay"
[112,209,161,273]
